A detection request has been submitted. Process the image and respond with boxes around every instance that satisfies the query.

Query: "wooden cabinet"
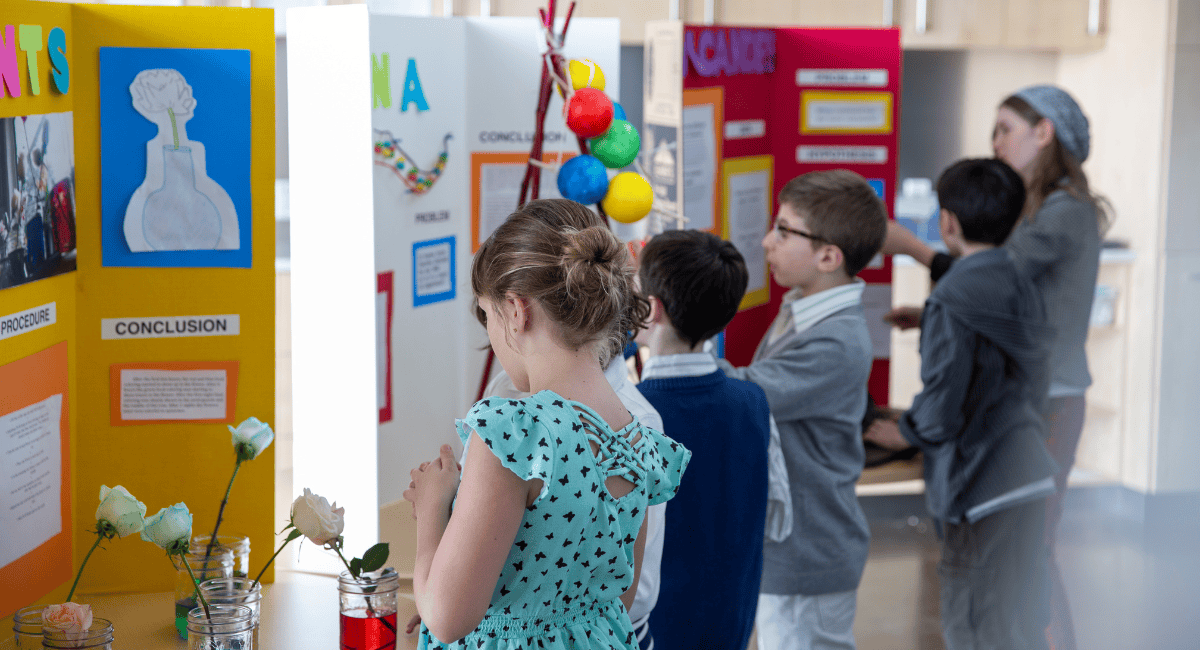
[898,0,1006,48]
[711,0,898,28]
[1005,0,1107,51]
[489,0,671,44]
[899,0,1106,50]
[476,0,1105,50]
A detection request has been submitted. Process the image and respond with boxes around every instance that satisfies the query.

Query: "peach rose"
[42,602,93,643]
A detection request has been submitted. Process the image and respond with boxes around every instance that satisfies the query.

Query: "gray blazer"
[720,304,872,596]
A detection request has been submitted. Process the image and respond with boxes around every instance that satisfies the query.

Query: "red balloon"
[564,88,614,139]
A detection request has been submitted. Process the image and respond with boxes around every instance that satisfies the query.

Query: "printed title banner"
[0,303,57,341]
[100,314,240,339]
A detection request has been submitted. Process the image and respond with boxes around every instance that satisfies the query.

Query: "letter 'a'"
[400,57,429,112]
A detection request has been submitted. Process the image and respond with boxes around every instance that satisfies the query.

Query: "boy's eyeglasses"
[771,220,825,243]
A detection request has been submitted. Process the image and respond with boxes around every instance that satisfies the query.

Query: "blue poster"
[100,47,252,268]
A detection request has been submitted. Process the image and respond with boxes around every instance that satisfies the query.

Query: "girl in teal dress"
[404,199,690,650]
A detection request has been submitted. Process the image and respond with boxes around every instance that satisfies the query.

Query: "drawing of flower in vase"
[373,130,451,195]
[123,69,239,252]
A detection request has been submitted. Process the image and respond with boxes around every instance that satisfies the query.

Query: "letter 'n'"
[0,26,21,98]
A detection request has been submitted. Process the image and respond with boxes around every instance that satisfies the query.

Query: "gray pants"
[940,499,1050,650]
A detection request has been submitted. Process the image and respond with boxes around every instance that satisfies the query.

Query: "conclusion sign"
[101,314,241,340]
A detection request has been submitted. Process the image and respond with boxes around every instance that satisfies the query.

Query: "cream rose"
[291,488,344,545]
[95,485,146,538]
[41,602,93,640]
[229,417,274,461]
[140,503,193,552]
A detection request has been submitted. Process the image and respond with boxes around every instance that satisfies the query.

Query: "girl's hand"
[405,613,421,635]
[403,445,461,519]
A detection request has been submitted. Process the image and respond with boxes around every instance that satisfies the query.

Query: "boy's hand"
[403,445,461,519]
[883,306,923,330]
[865,419,912,451]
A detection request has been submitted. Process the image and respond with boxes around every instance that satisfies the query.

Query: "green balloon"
[589,119,641,169]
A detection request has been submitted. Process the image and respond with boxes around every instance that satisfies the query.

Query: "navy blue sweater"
[638,370,770,650]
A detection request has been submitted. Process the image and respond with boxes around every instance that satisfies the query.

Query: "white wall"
[1153,0,1200,493]
[1057,0,1176,492]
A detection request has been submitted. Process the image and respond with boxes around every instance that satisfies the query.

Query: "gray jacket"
[900,249,1058,523]
[720,304,871,595]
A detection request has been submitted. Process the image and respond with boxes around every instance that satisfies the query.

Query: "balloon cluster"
[555,60,653,224]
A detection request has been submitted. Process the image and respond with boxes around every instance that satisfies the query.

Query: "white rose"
[95,485,146,538]
[229,417,274,461]
[140,503,193,552]
[291,488,344,545]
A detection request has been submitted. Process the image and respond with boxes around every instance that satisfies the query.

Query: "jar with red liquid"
[338,568,399,650]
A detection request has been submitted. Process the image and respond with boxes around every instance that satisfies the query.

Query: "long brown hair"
[1000,95,1112,233]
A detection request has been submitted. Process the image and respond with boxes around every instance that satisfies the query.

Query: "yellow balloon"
[568,59,606,92]
[602,172,653,223]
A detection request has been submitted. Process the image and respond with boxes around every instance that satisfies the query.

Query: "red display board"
[643,23,901,405]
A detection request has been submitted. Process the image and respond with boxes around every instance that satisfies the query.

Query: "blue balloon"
[612,102,628,122]
[557,155,609,205]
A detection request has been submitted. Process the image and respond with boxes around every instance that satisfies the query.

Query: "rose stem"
[204,459,243,563]
[182,556,213,620]
[250,536,292,589]
[66,530,106,602]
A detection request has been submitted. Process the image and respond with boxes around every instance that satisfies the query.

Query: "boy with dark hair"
[635,229,776,650]
[867,158,1057,650]
[720,169,887,650]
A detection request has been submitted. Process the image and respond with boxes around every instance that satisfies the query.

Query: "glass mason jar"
[41,617,114,650]
[338,568,399,650]
[191,534,251,578]
[12,605,44,650]
[186,604,253,650]
[174,549,234,639]
[199,578,262,649]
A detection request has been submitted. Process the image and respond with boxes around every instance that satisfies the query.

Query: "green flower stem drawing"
[167,107,179,150]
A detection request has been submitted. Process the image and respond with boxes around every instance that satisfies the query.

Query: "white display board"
[288,7,619,574]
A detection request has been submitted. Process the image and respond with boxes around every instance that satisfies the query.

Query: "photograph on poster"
[100,47,252,268]
[0,112,76,292]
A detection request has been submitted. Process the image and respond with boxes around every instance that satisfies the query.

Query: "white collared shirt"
[768,280,866,346]
[640,352,793,542]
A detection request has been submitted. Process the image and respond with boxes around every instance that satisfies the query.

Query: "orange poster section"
[0,342,72,617]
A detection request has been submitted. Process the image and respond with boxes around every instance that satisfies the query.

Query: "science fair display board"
[0,0,275,617]
[287,7,619,576]
[644,22,901,405]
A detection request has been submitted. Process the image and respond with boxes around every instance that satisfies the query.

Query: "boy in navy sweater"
[635,230,774,650]
[867,158,1057,650]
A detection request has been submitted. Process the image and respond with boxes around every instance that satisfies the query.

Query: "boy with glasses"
[719,170,888,650]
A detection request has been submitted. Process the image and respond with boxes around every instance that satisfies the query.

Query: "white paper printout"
[478,162,561,246]
[681,104,716,231]
[120,369,227,420]
[0,394,63,569]
[726,170,771,296]
[415,242,452,297]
